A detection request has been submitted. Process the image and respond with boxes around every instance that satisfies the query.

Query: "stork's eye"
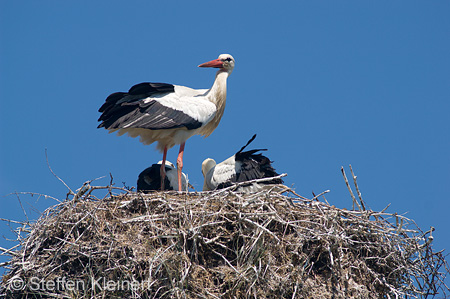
[224,57,232,62]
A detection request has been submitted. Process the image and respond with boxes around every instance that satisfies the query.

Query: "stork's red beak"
[198,58,223,68]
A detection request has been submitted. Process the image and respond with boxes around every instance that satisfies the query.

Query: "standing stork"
[98,54,235,191]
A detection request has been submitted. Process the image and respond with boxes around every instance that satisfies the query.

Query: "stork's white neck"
[199,69,231,137]
[207,70,229,105]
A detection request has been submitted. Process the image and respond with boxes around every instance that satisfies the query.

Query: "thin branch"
[45,148,74,195]
[312,190,331,203]
[349,164,366,211]
[341,166,361,211]
[14,192,29,225]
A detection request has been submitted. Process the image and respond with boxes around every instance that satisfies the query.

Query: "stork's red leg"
[160,146,168,191]
[176,143,185,191]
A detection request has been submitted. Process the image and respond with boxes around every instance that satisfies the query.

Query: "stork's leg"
[160,146,168,191]
[176,142,185,192]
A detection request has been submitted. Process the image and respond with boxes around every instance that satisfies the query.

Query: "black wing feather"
[236,134,257,155]
[99,83,173,114]
[128,82,174,96]
[236,152,282,183]
[233,134,283,185]
[215,151,283,190]
[98,82,202,131]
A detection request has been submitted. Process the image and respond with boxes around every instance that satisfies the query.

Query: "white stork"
[98,54,235,191]
[137,161,188,192]
[202,135,284,192]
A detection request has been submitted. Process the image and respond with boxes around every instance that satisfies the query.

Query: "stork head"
[202,158,217,191]
[201,158,217,178]
[198,54,235,74]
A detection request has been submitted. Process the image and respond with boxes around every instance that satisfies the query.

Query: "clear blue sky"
[1,0,449,284]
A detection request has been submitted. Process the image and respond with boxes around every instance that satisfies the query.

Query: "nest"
[1,170,449,298]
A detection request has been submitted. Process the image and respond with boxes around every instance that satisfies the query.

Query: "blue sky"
[1,0,449,284]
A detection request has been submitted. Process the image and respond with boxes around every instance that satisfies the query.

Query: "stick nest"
[1,185,449,298]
